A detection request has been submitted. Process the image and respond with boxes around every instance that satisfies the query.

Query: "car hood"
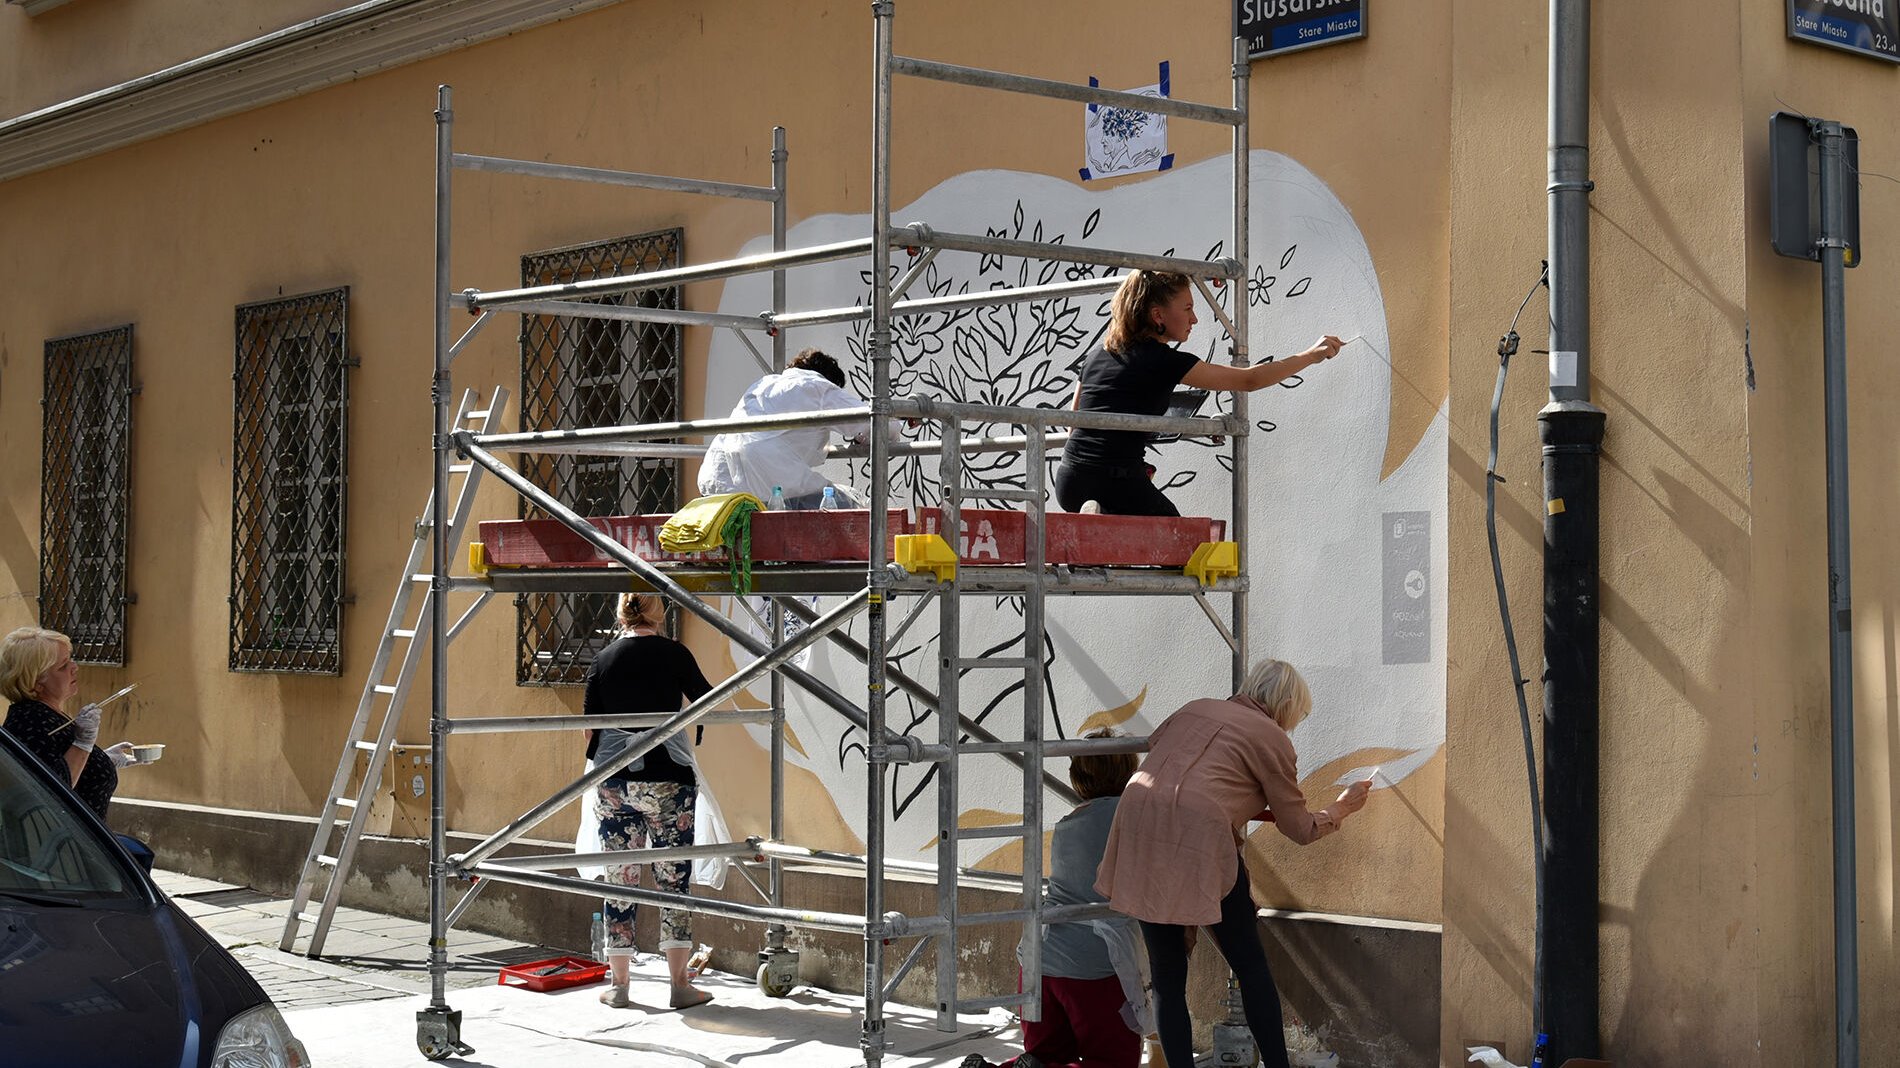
[0,898,267,1068]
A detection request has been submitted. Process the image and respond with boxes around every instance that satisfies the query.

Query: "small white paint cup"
[131,743,165,765]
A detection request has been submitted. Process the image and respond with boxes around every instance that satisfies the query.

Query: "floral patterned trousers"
[594,779,696,950]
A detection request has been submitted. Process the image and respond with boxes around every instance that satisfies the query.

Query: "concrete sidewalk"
[154,869,1025,1066]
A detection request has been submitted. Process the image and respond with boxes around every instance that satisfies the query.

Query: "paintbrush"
[44,682,138,734]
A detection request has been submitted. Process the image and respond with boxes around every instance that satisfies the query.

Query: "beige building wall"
[0,0,350,116]
[1445,0,1900,1064]
[0,0,1451,911]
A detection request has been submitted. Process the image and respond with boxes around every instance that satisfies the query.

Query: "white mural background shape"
[706,151,1447,865]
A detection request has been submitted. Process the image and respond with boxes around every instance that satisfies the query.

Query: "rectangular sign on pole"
[1238,0,1366,60]
[1787,0,1899,63]
[1769,112,1863,266]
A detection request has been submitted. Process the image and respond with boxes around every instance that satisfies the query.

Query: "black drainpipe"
[1541,0,1605,1061]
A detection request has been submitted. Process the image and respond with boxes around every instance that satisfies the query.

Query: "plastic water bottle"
[770,485,785,511]
[590,911,606,963]
[820,486,838,511]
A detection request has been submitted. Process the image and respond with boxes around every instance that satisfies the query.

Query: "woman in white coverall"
[698,348,904,508]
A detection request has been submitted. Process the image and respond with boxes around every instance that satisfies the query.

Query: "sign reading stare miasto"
[1237,0,1365,60]
[1788,0,1899,62]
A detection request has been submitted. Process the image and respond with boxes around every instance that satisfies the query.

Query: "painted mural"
[706,151,1446,869]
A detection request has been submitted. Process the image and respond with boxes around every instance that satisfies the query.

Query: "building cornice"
[0,0,628,183]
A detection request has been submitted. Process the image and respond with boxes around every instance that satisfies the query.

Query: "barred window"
[39,326,135,665]
[517,230,683,685]
[229,288,351,674]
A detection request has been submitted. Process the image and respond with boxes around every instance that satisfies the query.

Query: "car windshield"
[0,741,133,903]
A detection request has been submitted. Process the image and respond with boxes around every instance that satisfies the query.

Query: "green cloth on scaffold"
[720,498,760,595]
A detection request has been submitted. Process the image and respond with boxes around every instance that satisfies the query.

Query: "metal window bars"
[407,9,1254,1063]
[39,324,135,665]
[516,230,685,685]
[230,288,351,675]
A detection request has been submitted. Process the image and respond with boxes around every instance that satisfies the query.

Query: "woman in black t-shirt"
[1056,270,1346,516]
[585,593,717,1010]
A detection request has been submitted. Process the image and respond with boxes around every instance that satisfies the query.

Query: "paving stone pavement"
[153,869,560,1010]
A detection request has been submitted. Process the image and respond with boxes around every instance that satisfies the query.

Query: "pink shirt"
[1094,694,1339,926]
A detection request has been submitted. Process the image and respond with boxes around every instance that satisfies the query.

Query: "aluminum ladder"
[279,386,508,957]
[930,424,1052,1028]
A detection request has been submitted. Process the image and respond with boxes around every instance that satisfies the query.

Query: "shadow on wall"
[1595,383,1757,1061]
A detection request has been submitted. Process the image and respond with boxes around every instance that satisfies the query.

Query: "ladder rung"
[465,409,492,420]
[958,824,1028,840]
[450,463,472,473]
[373,684,399,695]
[317,855,339,868]
[956,657,1035,670]
[353,740,379,752]
[292,911,320,926]
[333,797,358,810]
[392,629,417,639]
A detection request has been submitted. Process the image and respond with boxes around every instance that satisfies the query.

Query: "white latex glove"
[105,742,137,769]
[71,704,102,751]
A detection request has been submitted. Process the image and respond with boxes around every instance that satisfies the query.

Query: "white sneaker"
[1080,500,1102,515]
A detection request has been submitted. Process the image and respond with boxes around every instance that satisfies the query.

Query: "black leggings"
[1139,860,1289,1068]
[1053,461,1179,516]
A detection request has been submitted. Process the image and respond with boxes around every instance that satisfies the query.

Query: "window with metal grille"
[39,325,135,665]
[517,230,683,685]
[229,287,351,674]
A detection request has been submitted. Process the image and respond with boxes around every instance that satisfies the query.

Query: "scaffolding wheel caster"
[756,951,799,998]
[416,1008,474,1061]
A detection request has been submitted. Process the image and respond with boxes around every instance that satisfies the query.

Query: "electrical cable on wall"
[1485,262,1550,1040]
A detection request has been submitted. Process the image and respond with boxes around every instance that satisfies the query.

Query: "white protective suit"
[698,367,901,503]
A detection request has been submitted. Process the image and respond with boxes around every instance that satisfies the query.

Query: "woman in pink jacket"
[1095,659,1372,1068]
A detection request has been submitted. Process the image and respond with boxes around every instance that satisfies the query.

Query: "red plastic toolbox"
[496,955,607,992]
[915,508,1225,567]
[478,509,912,568]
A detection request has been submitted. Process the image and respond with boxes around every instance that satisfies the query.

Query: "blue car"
[0,728,310,1068]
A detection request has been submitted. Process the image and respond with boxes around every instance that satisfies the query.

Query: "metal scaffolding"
[398,7,1255,1063]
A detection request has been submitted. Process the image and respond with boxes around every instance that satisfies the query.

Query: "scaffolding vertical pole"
[766,122,791,962]
[1229,37,1250,691]
[863,3,896,1065]
[772,124,789,376]
[1019,426,1048,1024]
[933,428,964,1032]
[415,83,469,1061]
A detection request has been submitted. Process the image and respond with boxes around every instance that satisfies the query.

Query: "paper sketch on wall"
[707,151,1447,866]
[1080,62,1174,181]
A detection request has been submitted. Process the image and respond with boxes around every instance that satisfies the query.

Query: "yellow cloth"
[658,492,765,554]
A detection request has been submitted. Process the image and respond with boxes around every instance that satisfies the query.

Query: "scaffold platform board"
[476,508,1224,570]
[476,509,913,567]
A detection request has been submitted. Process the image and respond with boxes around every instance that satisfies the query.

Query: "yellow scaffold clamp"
[893,533,958,582]
[1184,541,1240,587]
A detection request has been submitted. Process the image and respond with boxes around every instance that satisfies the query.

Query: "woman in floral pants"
[586,593,715,1010]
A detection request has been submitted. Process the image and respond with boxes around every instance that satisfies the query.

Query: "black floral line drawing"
[813,200,1317,823]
